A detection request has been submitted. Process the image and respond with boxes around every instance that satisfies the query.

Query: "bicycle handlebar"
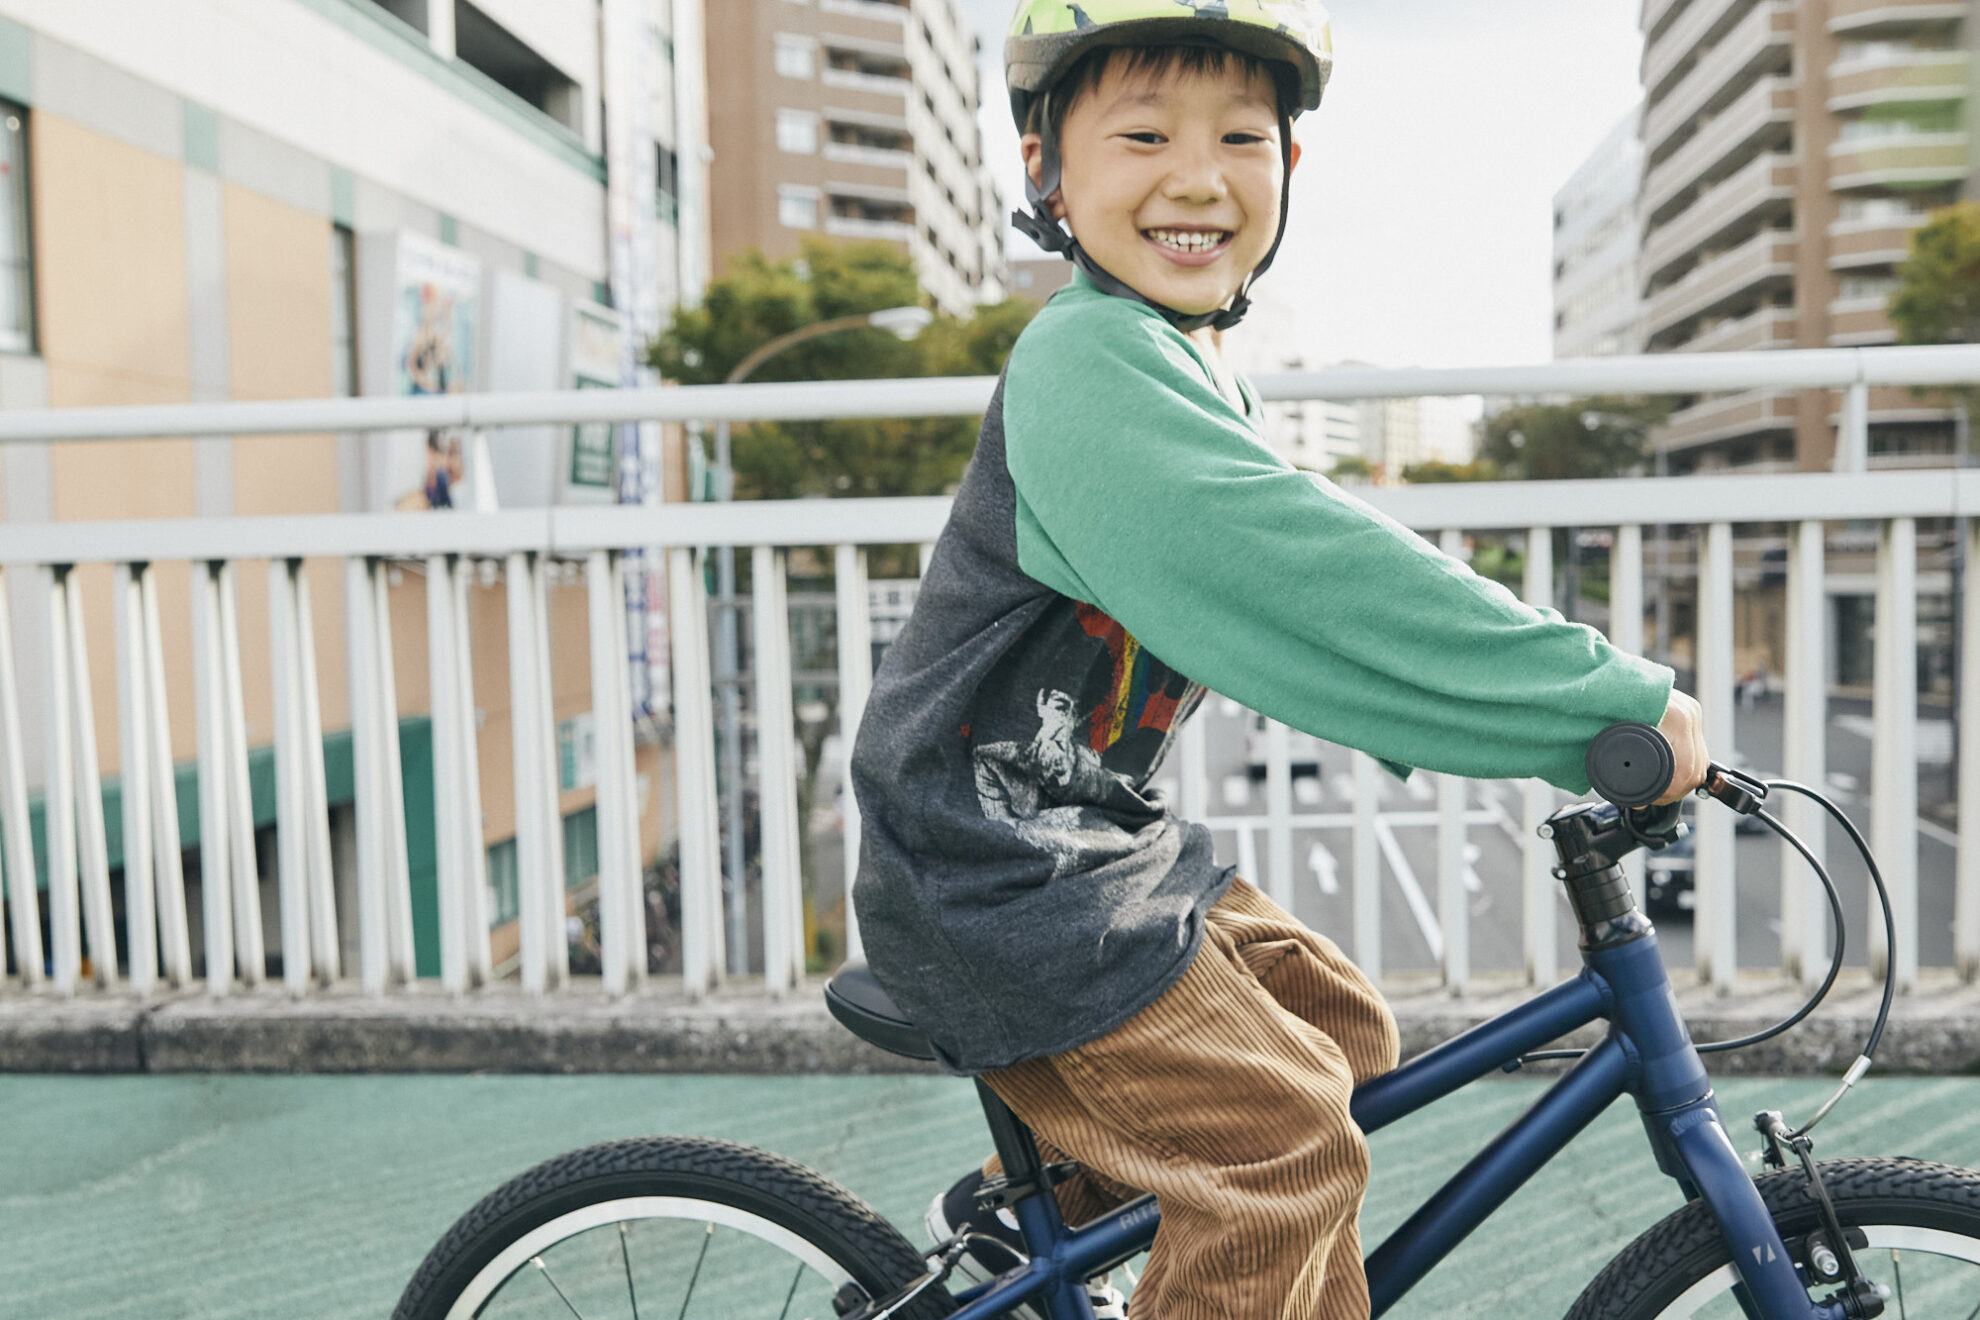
[1585,721,1675,808]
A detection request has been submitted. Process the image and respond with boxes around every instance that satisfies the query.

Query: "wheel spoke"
[776,1263,804,1320]
[533,1255,588,1320]
[620,1221,641,1320]
[1889,1248,1905,1320]
[676,1222,714,1320]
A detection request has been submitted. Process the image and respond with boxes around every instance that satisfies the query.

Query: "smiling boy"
[848,4,1706,1316]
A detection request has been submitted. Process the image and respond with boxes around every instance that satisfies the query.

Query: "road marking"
[1834,713,1952,765]
[1918,816,1959,848]
[1293,777,1323,806]
[1221,775,1250,807]
[1309,841,1339,896]
[1373,817,1443,961]
[1463,842,1483,894]
[1402,774,1434,803]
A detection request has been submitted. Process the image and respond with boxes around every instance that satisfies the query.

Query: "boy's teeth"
[1147,229,1227,253]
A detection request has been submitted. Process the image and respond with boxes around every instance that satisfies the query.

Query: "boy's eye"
[1223,132,1270,145]
[1123,132,1166,144]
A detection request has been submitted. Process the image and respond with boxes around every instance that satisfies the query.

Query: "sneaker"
[924,1169,1127,1317]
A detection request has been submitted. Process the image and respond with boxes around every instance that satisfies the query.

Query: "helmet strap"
[1010,97,1296,337]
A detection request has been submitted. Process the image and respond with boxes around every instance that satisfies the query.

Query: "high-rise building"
[1554,105,1646,359]
[705,0,1007,315]
[1637,0,1970,472]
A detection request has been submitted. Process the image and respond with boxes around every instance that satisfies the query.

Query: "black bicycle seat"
[824,961,938,1062]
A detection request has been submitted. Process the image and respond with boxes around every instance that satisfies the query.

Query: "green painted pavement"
[3,1073,1978,1318]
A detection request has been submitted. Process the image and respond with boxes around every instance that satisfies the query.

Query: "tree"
[1889,201,1980,421]
[1399,458,1498,484]
[648,238,1038,501]
[1476,396,1669,482]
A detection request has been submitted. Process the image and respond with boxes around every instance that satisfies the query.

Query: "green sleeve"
[1002,293,1673,793]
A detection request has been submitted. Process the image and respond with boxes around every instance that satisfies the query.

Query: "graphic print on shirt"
[967,603,1204,878]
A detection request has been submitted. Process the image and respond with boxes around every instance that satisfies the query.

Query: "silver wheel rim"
[444,1195,859,1320]
[1653,1225,1980,1318]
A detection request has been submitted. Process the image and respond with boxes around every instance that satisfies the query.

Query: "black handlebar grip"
[1585,721,1675,808]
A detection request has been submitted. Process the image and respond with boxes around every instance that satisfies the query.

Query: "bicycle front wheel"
[393,1135,954,1320]
[1566,1157,1980,1319]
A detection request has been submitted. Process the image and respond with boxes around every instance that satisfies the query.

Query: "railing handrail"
[4,345,1980,442]
[0,473,1971,566]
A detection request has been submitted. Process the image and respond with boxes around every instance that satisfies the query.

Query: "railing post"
[425,554,467,994]
[1351,750,1381,981]
[114,565,157,997]
[1436,528,1471,993]
[1836,382,1869,474]
[607,552,647,990]
[1781,519,1829,987]
[1611,524,1647,905]
[0,570,42,987]
[140,567,192,987]
[192,562,234,993]
[752,546,806,994]
[62,569,118,988]
[505,551,553,993]
[668,546,721,996]
[217,563,266,985]
[532,557,569,988]
[588,550,632,995]
[294,564,339,983]
[1522,526,1556,986]
[1695,522,1737,995]
[270,558,313,994]
[346,556,387,994]
[1264,717,1294,909]
[372,560,416,984]
[1178,700,1208,823]
[1871,517,1918,992]
[834,543,873,961]
[450,556,493,987]
[1960,518,1980,982]
[44,568,80,992]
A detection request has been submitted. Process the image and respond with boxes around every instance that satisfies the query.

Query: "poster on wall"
[564,302,625,503]
[387,233,482,510]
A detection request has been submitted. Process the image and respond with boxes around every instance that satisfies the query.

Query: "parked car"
[1643,830,1694,916]
[1244,712,1323,780]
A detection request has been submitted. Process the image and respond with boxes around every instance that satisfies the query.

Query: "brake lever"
[1700,762,1768,816]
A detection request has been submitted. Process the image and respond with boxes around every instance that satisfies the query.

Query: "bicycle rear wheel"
[1566,1156,1980,1319]
[393,1135,954,1320]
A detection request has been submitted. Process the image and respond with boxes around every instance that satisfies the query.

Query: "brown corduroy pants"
[982,877,1400,1320]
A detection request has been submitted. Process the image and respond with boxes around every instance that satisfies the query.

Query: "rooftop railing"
[0,343,1974,1015]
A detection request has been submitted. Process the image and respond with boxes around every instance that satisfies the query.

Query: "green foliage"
[1400,458,1498,484]
[1326,454,1374,484]
[1886,202,1980,423]
[647,239,1038,501]
[1475,396,1671,482]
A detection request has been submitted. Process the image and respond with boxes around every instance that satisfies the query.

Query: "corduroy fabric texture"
[983,877,1399,1319]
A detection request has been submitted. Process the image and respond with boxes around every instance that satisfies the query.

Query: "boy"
[849,4,1709,1316]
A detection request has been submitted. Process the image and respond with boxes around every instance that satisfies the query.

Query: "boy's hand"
[1654,690,1708,805]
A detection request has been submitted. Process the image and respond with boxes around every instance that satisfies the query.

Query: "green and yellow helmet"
[1004,0,1332,333]
[1005,0,1333,131]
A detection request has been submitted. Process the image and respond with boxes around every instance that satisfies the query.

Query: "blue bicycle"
[395,724,1980,1319]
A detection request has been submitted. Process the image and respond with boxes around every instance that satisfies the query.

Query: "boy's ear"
[1288,138,1303,177]
[1020,133,1070,222]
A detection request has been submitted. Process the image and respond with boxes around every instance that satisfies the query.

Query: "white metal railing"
[0,345,1974,1014]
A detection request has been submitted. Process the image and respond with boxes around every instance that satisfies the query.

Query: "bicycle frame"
[942,906,1852,1320]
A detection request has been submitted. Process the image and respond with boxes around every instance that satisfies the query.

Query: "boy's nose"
[1163,144,1229,203]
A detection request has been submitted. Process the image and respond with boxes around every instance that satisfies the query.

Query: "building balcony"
[821,68,910,97]
[1827,0,1966,37]
[1828,213,1930,268]
[1643,0,1746,99]
[1828,50,1969,112]
[1643,1,1794,160]
[820,0,909,23]
[824,214,914,240]
[1653,386,1798,453]
[1643,0,1691,43]
[1645,229,1797,343]
[1642,74,1795,224]
[823,142,912,170]
[1642,151,1795,283]
[1827,298,1899,346]
[1674,305,1798,353]
[1828,132,1968,190]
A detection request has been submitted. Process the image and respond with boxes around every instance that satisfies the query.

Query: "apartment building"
[0,0,709,977]
[1554,105,1646,359]
[706,0,1007,315]
[1638,0,1972,471]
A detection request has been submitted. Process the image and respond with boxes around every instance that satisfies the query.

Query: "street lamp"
[709,305,932,975]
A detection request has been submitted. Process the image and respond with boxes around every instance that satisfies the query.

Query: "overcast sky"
[954,0,1645,368]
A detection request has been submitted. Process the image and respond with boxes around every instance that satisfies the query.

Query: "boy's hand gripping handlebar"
[1586,721,1768,819]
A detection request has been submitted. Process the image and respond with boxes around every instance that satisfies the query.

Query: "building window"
[656,144,680,224]
[773,34,815,79]
[778,184,820,229]
[454,0,582,132]
[776,109,819,154]
[330,224,357,396]
[0,106,31,354]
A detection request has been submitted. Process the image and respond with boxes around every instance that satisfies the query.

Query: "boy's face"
[1024,56,1298,319]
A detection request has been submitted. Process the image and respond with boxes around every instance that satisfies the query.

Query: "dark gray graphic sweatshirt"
[849,270,1673,1075]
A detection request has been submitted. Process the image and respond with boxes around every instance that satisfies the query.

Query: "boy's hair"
[1022,42,1298,138]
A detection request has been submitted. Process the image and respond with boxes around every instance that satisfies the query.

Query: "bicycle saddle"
[824,961,938,1062]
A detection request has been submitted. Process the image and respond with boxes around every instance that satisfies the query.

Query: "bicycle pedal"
[1087,1283,1127,1319]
